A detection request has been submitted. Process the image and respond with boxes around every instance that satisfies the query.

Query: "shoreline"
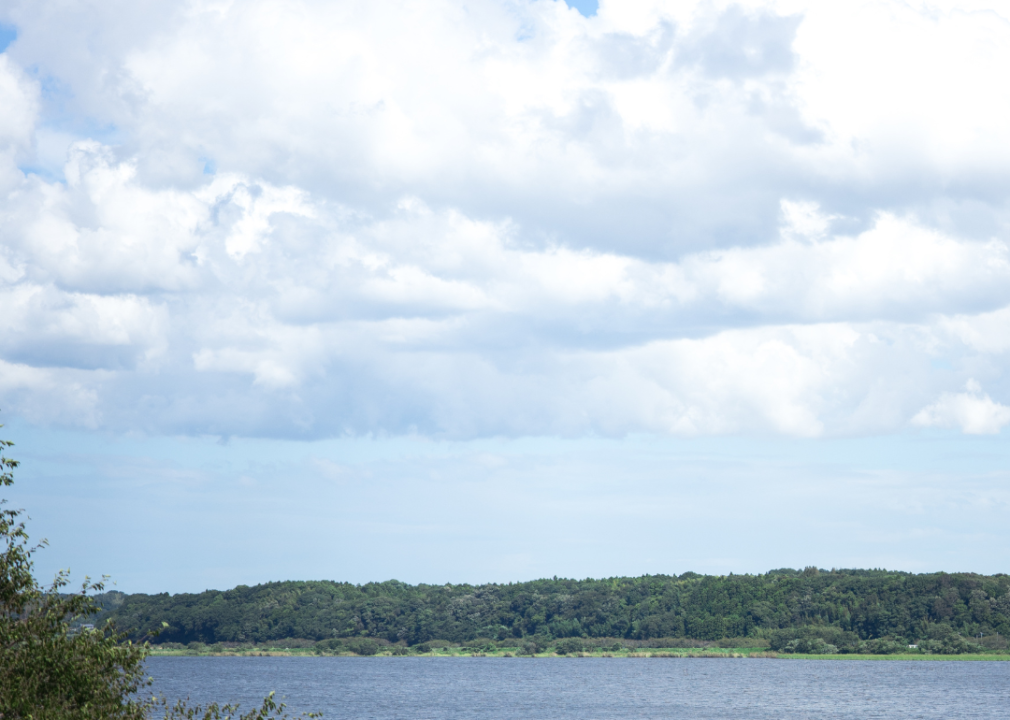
[145,648,1010,661]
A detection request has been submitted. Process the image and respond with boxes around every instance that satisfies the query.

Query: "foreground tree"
[1,433,149,719]
[0,429,317,719]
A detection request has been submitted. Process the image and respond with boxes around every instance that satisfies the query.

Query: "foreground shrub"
[155,691,319,719]
[0,434,150,719]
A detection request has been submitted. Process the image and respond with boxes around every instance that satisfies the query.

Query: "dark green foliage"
[783,638,838,654]
[768,627,861,653]
[918,637,982,654]
[860,639,908,655]
[420,639,454,648]
[311,637,384,655]
[554,638,585,655]
[152,691,319,719]
[1,432,151,720]
[342,638,380,656]
[313,638,345,654]
[459,638,495,654]
[515,634,551,655]
[264,638,315,649]
[106,569,1010,654]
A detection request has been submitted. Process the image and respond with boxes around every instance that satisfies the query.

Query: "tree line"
[100,567,1010,653]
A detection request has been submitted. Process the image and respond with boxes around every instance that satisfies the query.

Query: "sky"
[1,0,1010,594]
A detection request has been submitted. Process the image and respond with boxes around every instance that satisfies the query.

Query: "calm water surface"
[147,656,1008,719]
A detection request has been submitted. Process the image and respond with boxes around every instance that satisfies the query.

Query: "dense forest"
[100,569,1010,654]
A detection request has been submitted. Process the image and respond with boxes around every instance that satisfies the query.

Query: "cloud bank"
[2,0,1010,439]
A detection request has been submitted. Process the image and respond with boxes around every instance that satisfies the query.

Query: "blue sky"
[1,0,1010,593]
[566,0,599,16]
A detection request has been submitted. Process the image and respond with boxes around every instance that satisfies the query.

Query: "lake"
[147,656,1008,719]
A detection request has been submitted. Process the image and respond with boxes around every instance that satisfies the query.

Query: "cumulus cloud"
[0,0,1009,439]
[0,53,36,192]
[912,380,1010,435]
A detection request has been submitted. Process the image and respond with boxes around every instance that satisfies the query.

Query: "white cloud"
[1,146,1001,438]
[938,306,1010,355]
[912,380,1010,435]
[5,0,1007,253]
[1,1,1010,439]
[0,54,37,192]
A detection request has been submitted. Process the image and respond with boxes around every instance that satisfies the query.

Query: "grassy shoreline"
[146,647,1010,661]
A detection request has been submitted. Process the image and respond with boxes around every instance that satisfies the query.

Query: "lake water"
[147,656,1008,719]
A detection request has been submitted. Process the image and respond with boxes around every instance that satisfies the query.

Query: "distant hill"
[102,569,1010,653]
